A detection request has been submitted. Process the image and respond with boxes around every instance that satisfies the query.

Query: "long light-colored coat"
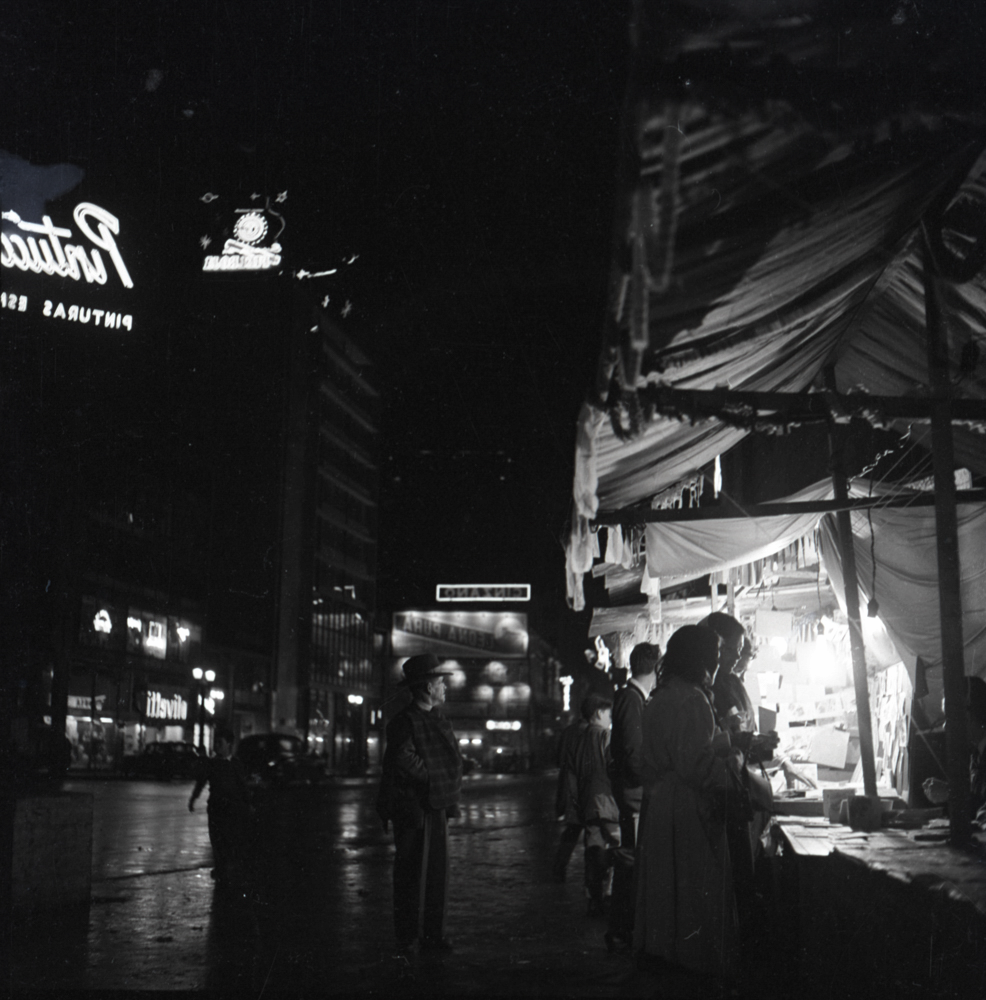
[633,675,738,978]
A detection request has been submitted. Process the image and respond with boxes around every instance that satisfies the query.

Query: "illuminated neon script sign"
[2,203,134,288]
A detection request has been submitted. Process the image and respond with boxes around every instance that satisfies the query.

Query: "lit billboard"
[392,610,529,659]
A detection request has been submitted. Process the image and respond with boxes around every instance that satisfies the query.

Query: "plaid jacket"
[377,703,462,829]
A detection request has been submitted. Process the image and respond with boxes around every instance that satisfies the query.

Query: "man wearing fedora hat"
[377,653,463,956]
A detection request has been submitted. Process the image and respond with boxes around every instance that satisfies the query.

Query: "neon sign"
[1,204,134,289]
[560,676,574,712]
[145,691,188,721]
[436,584,531,602]
[201,200,285,273]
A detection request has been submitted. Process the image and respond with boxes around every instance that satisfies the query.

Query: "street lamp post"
[191,667,216,750]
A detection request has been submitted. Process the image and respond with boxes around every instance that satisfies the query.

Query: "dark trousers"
[609,788,640,939]
[393,808,449,947]
[552,823,583,881]
[583,820,620,904]
[208,803,249,885]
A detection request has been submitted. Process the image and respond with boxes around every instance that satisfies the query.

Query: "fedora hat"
[398,653,452,687]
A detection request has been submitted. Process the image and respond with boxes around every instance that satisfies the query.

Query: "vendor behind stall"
[923,676,986,825]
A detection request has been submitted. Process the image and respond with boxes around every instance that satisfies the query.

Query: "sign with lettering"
[392,610,528,659]
[145,691,188,721]
[436,584,530,602]
[2,181,136,330]
[2,203,134,288]
[200,194,286,273]
[68,694,106,712]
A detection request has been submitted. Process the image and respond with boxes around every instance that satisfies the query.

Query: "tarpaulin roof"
[568,1,986,614]
[635,476,986,680]
[818,495,986,683]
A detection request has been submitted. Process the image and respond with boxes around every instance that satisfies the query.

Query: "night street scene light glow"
[9,1,986,994]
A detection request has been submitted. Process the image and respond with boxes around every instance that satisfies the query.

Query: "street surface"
[14,773,694,997]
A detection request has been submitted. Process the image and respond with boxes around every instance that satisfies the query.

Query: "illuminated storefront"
[66,594,207,767]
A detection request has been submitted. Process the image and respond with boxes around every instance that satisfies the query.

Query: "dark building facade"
[272,301,382,771]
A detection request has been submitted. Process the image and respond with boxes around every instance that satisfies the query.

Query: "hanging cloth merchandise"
[640,567,662,597]
[565,510,599,613]
[605,525,626,567]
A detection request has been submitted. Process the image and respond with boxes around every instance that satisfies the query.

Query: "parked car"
[234,733,327,787]
[121,741,203,780]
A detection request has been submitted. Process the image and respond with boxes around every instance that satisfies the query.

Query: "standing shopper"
[574,693,619,918]
[607,642,660,950]
[376,654,463,956]
[699,613,769,933]
[552,714,589,882]
[188,728,252,890]
[634,625,743,981]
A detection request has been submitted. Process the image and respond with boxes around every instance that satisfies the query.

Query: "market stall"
[566,2,986,982]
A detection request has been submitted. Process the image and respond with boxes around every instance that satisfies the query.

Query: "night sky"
[2,2,629,646]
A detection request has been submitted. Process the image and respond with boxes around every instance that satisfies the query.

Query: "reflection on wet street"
[14,774,659,996]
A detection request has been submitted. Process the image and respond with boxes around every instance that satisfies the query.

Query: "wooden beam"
[825,367,878,799]
[592,489,986,526]
[923,227,971,848]
[633,385,986,424]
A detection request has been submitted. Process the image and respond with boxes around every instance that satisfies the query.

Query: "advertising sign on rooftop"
[392,610,529,659]
[1,150,137,330]
[199,191,286,273]
[435,584,530,602]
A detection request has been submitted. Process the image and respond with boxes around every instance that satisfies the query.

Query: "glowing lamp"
[192,667,203,680]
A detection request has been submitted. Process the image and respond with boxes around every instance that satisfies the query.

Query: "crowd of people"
[187,634,985,988]
[552,615,779,983]
[375,624,778,986]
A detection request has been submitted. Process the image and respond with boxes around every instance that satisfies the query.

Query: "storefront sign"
[392,610,528,659]
[145,691,188,721]
[436,584,530,602]
[68,694,106,712]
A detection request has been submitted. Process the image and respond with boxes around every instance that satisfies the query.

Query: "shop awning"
[618,476,986,682]
[568,2,986,613]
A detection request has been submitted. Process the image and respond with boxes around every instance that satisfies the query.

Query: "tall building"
[273,298,382,771]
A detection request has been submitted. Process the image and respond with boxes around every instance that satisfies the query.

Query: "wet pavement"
[14,773,691,997]
[13,774,980,997]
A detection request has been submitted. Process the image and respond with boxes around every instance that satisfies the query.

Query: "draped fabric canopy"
[639,478,986,681]
[568,2,986,621]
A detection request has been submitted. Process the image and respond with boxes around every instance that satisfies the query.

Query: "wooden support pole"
[824,368,878,798]
[922,228,971,847]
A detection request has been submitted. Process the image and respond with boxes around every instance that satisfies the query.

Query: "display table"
[771,815,986,997]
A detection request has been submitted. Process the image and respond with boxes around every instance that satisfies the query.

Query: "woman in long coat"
[634,625,743,979]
